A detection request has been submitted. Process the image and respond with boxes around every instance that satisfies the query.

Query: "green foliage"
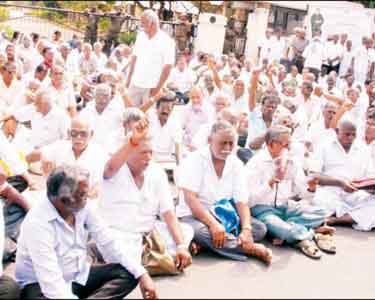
[98,17,111,32]
[0,25,14,39]
[119,31,137,45]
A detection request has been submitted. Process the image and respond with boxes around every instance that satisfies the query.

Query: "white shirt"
[246,148,308,207]
[100,162,174,234]
[0,130,27,175]
[180,102,215,146]
[15,198,146,299]
[45,83,76,110]
[339,48,354,77]
[168,67,195,93]
[94,52,108,71]
[41,140,108,189]
[132,30,175,88]
[148,110,182,161]
[191,123,211,149]
[305,118,336,150]
[258,37,273,61]
[79,101,124,148]
[325,41,342,66]
[293,95,323,141]
[230,93,249,115]
[302,38,326,70]
[177,147,248,217]
[269,37,287,62]
[30,107,70,148]
[311,138,373,181]
[0,78,24,118]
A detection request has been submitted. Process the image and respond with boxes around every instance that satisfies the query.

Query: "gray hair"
[265,125,291,145]
[95,83,111,97]
[71,116,93,132]
[210,120,235,135]
[123,107,145,125]
[142,9,160,27]
[46,164,89,202]
[35,88,53,105]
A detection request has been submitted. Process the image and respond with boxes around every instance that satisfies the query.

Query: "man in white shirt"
[101,119,193,273]
[269,27,287,64]
[45,65,77,117]
[0,61,24,120]
[15,164,157,299]
[126,9,175,107]
[93,42,107,71]
[180,86,215,150]
[167,55,195,104]
[257,29,273,64]
[178,120,272,264]
[293,81,323,141]
[0,174,21,299]
[302,32,326,81]
[148,95,182,165]
[78,43,98,77]
[323,34,342,75]
[339,40,354,78]
[28,89,70,150]
[311,120,375,231]
[79,83,123,149]
[230,78,248,115]
[352,37,374,83]
[56,42,80,77]
[36,117,108,205]
[247,126,336,259]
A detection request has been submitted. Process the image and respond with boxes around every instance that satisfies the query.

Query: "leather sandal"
[296,240,322,259]
[314,233,336,254]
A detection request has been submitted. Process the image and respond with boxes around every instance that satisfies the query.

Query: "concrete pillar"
[245,2,271,65]
[195,13,227,56]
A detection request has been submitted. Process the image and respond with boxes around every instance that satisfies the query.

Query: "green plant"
[0,25,14,39]
[119,31,137,45]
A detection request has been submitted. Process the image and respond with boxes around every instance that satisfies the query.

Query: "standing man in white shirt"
[302,31,326,81]
[126,9,175,107]
[323,34,342,76]
[339,40,354,78]
[15,164,157,299]
[257,28,273,65]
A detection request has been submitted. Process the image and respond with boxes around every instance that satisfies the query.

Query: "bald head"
[337,119,356,151]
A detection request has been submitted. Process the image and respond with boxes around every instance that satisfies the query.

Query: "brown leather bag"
[141,229,180,276]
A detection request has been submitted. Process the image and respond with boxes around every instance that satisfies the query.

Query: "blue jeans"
[251,203,326,244]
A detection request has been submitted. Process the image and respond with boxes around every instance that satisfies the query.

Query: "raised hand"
[130,117,150,145]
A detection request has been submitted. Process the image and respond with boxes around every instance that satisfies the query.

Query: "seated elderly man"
[177,120,272,264]
[79,83,124,149]
[27,89,70,151]
[181,86,215,151]
[15,164,157,299]
[247,126,336,259]
[28,117,108,208]
[0,173,22,299]
[101,119,193,274]
[311,120,375,231]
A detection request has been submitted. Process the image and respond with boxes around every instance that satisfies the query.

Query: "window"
[268,5,306,35]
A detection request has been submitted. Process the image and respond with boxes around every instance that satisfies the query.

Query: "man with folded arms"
[15,164,157,299]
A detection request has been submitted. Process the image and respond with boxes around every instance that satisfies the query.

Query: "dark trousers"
[0,275,20,299]
[322,63,340,76]
[21,263,138,299]
[292,55,305,73]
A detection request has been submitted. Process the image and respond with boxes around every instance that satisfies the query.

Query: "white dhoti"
[107,221,194,264]
[313,186,375,231]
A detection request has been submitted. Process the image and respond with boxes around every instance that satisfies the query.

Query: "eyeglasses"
[70,130,89,138]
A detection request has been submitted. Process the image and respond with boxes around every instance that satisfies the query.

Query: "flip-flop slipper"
[314,233,336,254]
[296,240,322,259]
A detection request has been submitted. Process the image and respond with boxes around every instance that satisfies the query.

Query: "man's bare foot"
[326,216,337,226]
[272,238,284,246]
[315,225,336,235]
[243,243,272,265]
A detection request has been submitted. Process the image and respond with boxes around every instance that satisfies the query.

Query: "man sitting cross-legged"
[101,117,193,274]
[177,120,272,264]
[311,119,375,231]
[15,164,157,299]
[247,126,336,259]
